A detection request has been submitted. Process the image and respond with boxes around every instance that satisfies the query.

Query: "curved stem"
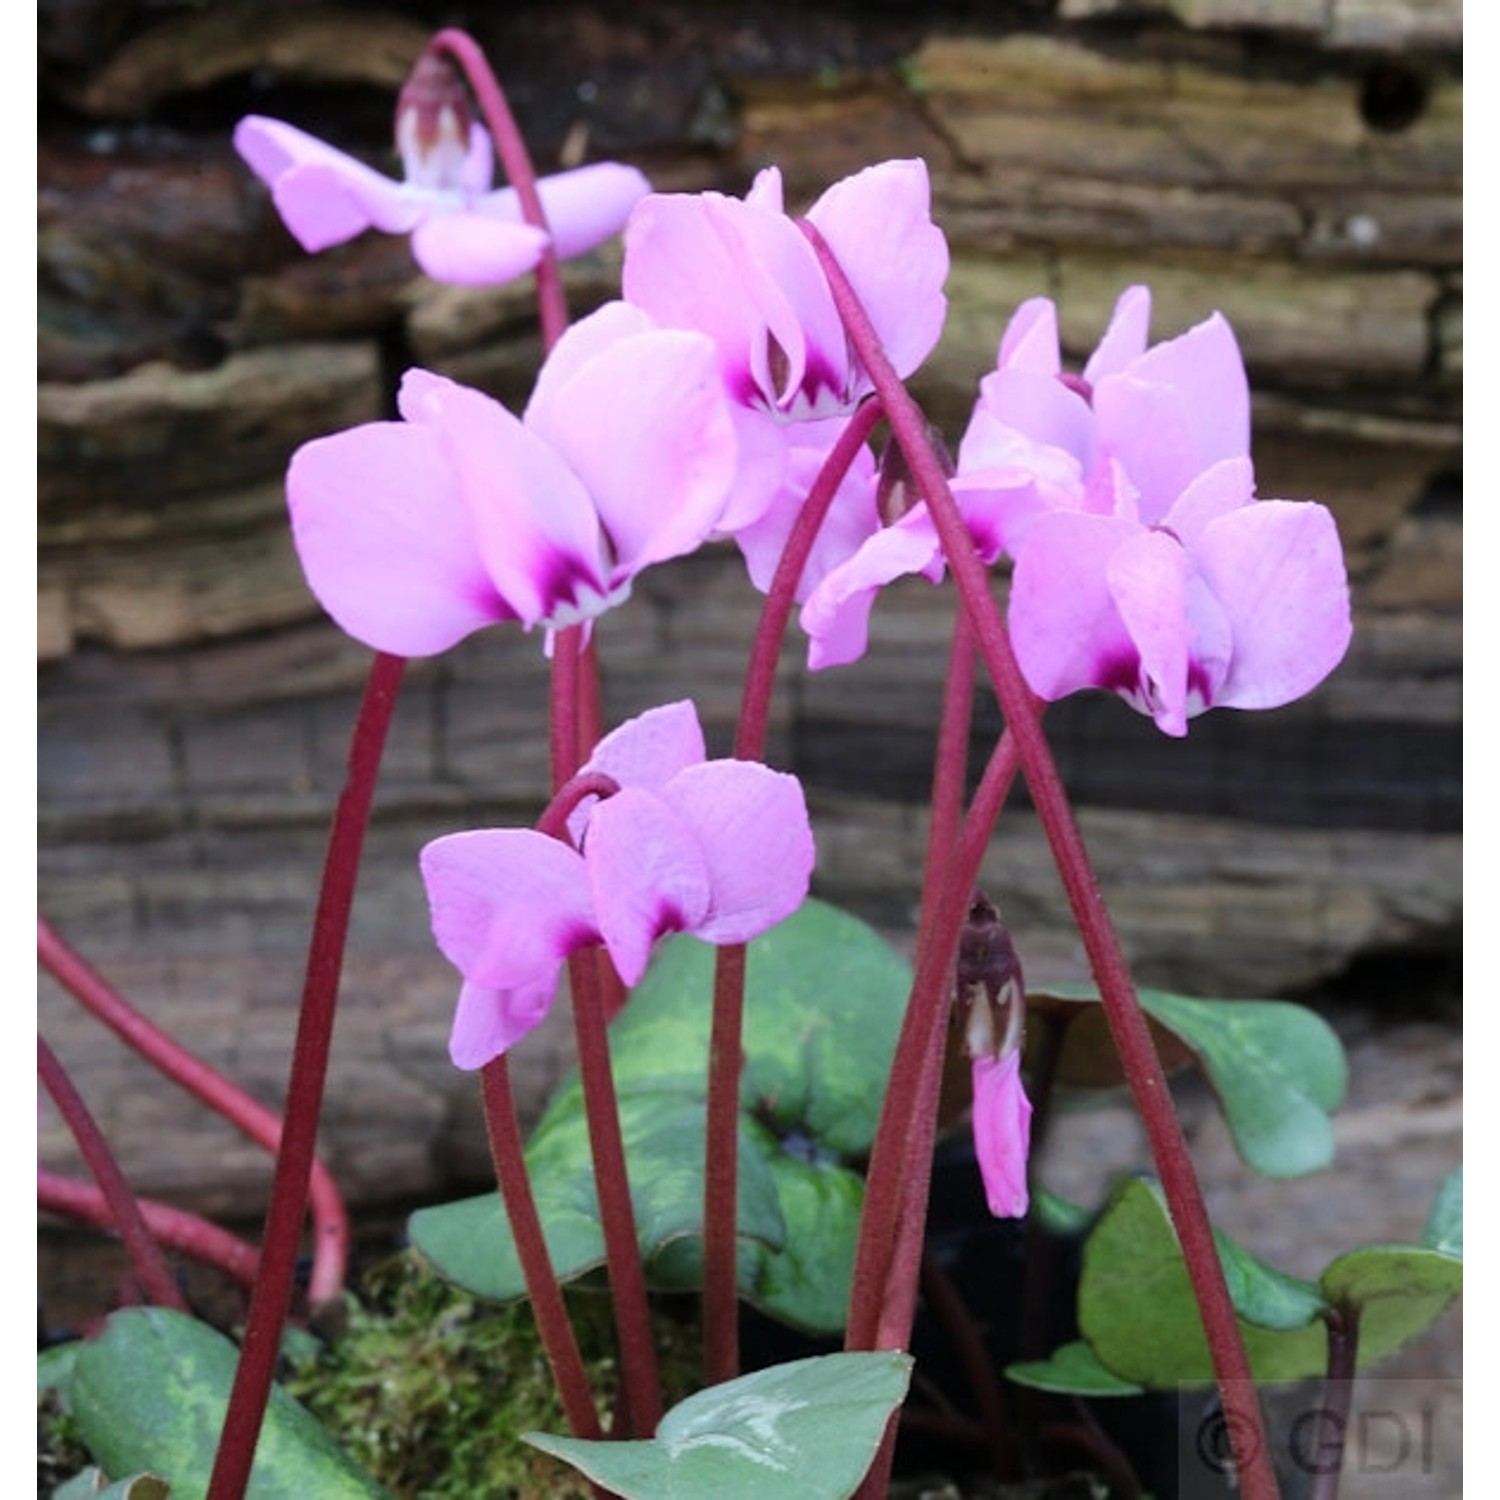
[39,1168,261,1291]
[1309,1305,1361,1500]
[38,916,349,1306]
[207,651,405,1500]
[38,1037,187,1313]
[479,1059,603,1440]
[430,28,568,351]
[803,217,1279,1500]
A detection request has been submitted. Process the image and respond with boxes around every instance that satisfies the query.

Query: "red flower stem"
[430,28,568,352]
[550,627,585,789]
[37,916,349,1306]
[701,398,886,1385]
[803,219,1279,1500]
[207,651,405,1500]
[39,1168,261,1291]
[1309,1306,1361,1500]
[38,1036,187,1313]
[478,1059,604,1440]
[567,946,664,1434]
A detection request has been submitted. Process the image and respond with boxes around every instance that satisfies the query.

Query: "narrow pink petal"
[457,122,494,196]
[409,213,550,286]
[403,376,611,628]
[799,508,945,670]
[972,1052,1033,1219]
[420,829,597,988]
[662,761,814,945]
[1082,284,1151,385]
[1007,511,1140,703]
[995,297,1061,375]
[536,329,738,578]
[584,789,713,986]
[286,421,515,656]
[1107,529,1198,737]
[448,976,558,1069]
[1193,500,1353,711]
[805,159,949,383]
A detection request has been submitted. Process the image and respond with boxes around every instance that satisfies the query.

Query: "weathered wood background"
[39,0,1460,1220]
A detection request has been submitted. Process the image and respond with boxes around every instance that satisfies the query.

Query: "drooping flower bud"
[395,51,474,190]
[954,891,1024,1062]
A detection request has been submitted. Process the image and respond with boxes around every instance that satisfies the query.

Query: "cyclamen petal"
[972,1051,1033,1219]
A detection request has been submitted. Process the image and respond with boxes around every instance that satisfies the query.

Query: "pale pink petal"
[805,159,949,383]
[401,374,612,628]
[972,1051,1033,1219]
[733,430,880,598]
[1082,284,1151,385]
[1193,500,1352,711]
[234,116,419,248]
[410,213,550,286]
[800,508,945,670]
[1008,511,1140,702]
[286,420,515,656]
[448,976,558,1069]
[966,370,1094,478]
[525,302,661,434]
[712,405,794,535]
[535,329,738,578]
[420,829,597,988]
[457,123,494,197]
[1160,456,1255,550]
[995,297,1061,375]
[584,789,713,986]
[1092,312,1250,523]
[525,162,653,257]
[581,701,707,795]
[663,760,814,944]
[1106,528,1229,737]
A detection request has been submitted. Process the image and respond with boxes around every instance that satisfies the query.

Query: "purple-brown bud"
[395,51,473,190]
[953,891,1024,1061]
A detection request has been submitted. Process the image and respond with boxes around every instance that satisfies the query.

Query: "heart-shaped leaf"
[1030,985,1347,1178]
[1424,1165,1462,1257]
[67,1307,386,1499]
[1005,1339,1144,1396]
[524,1351,912,1500]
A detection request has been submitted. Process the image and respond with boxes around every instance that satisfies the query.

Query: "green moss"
[284,1251,703,1499]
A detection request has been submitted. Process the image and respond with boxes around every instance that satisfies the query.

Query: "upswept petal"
[448,977,558,1070]
[585,789,713,986]
[234,116,421,248]
[1082,284,1151,385]
[972,1051,1033,1219]
[581,700,707,797]
[520,161,654,258]
[399,373,611,627]
[409,214,550,286]
[1160,455,1255,550]
[1092,312,1249,523]
[995,297,1061,375]
[525,302,661,432]
[1008,511,1141,703]
[804,158,949,383]
[286,419,514,656]
[528,327,738,577]
[966,369,1094,480]
[419,829,597,989]
[661,760,815,945]
[1193,499,1352,711]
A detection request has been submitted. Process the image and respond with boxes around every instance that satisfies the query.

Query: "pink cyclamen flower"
[621,159,949,533]
[1009,455,1352,736]
[286,302,738,656]
[420,701,815,1068]
[233,111,649,287]
[972,1051,1033,1219]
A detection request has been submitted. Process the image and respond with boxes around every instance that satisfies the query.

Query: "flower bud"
[875,421,954,528]
[395,52,473,190]
[953,891,1024,1062]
